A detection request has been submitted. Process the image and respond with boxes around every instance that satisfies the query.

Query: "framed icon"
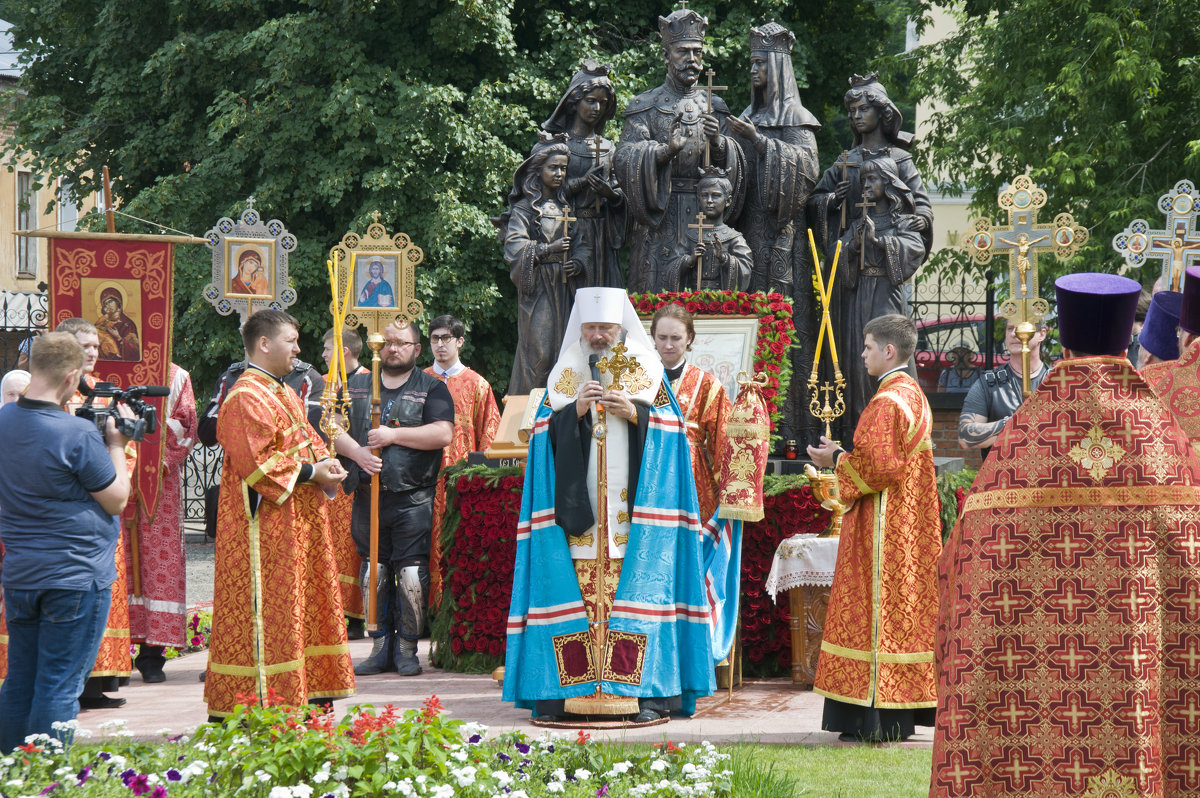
[225,239,276,299]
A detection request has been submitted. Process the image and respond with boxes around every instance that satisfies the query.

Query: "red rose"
[766,292,783,301]
[721,300,737,314]
[768,301,786,312]
[768,341,786,355]
[766,364,780,374]
[766,402,777,414]
[490,639,503,657]
[762,388,778,400]
[685,302,701,313]
[780,303,793,315]
[777,334,792,346]
[740,303,755,313]
[451,639,464,655]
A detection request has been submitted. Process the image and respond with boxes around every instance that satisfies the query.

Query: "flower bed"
[628,291,794,431]
[1,696,732,797]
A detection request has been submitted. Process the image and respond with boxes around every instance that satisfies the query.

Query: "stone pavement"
[127,538,933,748]
[73,637,932,748]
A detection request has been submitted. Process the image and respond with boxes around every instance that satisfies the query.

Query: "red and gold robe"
[670,362,731,524]
[204,369,354,716]
[814,370,939,710]
[932,356,1200,797]
[329,365,369,621]
[424,365,500,607]
[128,364,197,647]
[1143,338,1200,452]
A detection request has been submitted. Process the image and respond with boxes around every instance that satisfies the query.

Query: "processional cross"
[960,173,1087,396]
[1112,179,1200,291]
[550,204,577,284]
[689,211,714,291]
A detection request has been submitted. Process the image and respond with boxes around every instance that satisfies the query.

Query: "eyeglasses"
[383,341,419,350]
[430,334,459,344]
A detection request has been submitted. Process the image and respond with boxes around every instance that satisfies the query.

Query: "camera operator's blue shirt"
[0,396,119,591]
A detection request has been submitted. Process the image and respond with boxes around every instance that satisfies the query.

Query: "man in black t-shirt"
[957,319,1051,459]
[335,322,453,677]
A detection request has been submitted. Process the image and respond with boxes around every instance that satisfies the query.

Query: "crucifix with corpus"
[960,173,1088,395]
[1112,179,1200,291]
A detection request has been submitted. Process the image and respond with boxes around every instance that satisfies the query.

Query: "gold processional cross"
[960,173,1087,396]
[1113,180,1200,292]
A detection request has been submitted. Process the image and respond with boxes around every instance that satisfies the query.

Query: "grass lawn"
[727,743,932,798]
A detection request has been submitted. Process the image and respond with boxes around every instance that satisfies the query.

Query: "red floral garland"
[628,290,794,429]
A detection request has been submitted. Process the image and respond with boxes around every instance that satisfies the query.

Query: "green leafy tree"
[908,0,1200,284]
[2,0,906,392]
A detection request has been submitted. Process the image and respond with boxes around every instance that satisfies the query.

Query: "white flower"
[291,785,314,798]
[312,770,329,784]
[107,755,127,769]
[492,770,513,787]
[385,752,399,763]
[415,774,427,784]
[382,783,397,792]
[50,720,79,733]
[574,768,592,781]
[269,787,292,798]
[256,769,272,783]
[546,782,564,794]
[396,780,416,798]
[508,792,530,798]
[451,749,469,762]
[332,766,348,780]
[328,785,350,798]
[452,766,477,787]
[607,761,632,776]
[551,768,567,782]
[429,785,455,798]
[650,758,669,772]
[53,767,72,777]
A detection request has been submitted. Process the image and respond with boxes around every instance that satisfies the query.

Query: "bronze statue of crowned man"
[614,7,746,294]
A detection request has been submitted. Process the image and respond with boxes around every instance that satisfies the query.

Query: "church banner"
[49,236,174,522]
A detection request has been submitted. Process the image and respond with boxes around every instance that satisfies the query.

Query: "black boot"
[354,633,395,675]
[394,636,422,677]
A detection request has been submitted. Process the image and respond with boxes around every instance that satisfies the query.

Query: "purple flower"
[150,788,167,798]
[76,766,92,785]
[130,774,152,795]
[597,786,610,797]
[515,742,531,754]
[546,744,555,753]
[166,768,182,781]
[120,769,137,785]
[38,783,60,795]
[468,733,482,744]
[99,752,112,761]
[497,752,511,763]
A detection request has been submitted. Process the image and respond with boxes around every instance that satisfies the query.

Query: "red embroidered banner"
[48,237,174,522]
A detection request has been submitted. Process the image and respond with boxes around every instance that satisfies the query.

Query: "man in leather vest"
[335,322,453,676]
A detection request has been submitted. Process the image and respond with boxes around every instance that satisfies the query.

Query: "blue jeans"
[0,586,111,753]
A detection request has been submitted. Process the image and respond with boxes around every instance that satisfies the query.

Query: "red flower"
[721,300,738,313]
[421,694,444,722]
[768,341,786,355]
[578,729,591,745]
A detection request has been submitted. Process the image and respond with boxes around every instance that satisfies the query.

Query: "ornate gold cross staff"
[833,151,853,232]
[689,211,714,291]
[1113,180,1200,291]
[551,204,576,284]
[596,341,636,391]
[699,69,727,167]
[960,173,1087,396]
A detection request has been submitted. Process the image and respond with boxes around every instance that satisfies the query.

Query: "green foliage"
[909,0,1200,287]
[936,466,977,543]
[3,0,909,392]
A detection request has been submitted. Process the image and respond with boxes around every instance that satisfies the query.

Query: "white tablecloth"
[764,534,841,601]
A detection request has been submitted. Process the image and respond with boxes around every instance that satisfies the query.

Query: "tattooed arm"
[957,377,1007,450]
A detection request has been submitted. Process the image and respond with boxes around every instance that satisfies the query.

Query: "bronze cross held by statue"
[587,135,608,213]
[700,69,728,167]
[833,151,853,231]
[689,211,714,291]
[854,196,876,272]
[550,204,577,284]
[596,341,637,392]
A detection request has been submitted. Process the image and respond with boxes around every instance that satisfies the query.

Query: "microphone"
[587,353,601,384]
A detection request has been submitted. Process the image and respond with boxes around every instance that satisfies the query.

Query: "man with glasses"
[335,322,453,677]
[423,315,500,609]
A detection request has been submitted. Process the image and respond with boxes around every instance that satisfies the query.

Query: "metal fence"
[182,444,223,523]
[910,271,998,394]
[0,289,49,374]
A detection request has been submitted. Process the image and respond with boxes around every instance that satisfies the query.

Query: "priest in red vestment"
[423,314,500,607]
[651,303,731,524]
[204,310,354,717]
[1144,269,1200,438]
[808,314,940,742]
[322,327,369,639]
[932,273,1200,797]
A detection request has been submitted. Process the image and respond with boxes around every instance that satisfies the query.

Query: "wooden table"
[765,534,840,687]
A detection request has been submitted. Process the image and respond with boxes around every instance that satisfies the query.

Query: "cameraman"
[0,333,133,752]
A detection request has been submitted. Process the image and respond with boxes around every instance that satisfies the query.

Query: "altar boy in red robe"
[808,313,940,742]
[932,273,1200,797]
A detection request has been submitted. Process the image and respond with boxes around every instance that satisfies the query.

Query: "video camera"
[75,381,170,442]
